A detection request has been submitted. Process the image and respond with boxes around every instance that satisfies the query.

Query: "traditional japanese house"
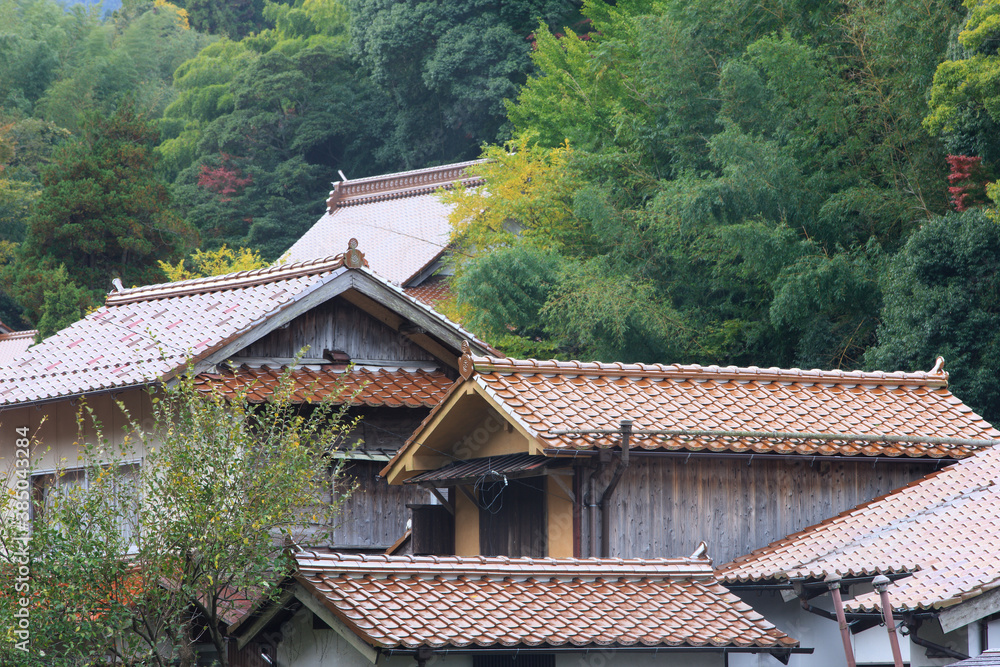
[0,242,494,553]
[380,353,996,567]
[720,426,1000,667]
[229,550,805,667]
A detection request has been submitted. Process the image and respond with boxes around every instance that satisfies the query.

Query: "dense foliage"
[445,0,1000,424]
[6,99,192,338]
[1,0,1000,419]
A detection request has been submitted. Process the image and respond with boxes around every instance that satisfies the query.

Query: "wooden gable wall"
[593,455,941,565]
[233,295,436,363]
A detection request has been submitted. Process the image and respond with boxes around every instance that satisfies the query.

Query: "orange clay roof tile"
[718,444,1000,612]
[404,277,453,310]
[195,365,453,408]
[442,355,998,459]
[292,552,799,651]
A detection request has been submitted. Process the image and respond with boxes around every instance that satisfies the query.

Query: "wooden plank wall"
[330,409,433,549]
[594,456,941,565]
[234,296,435,362]
[332,460,430,549]
[478,477,547,557]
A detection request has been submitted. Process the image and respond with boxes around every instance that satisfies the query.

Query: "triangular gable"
[381,363,546,484]
[0,244,494,407]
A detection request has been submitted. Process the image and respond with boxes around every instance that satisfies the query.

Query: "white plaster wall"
[0,389,155,484]
[276,607,728,667]
[728,591,843,667]
[728,590,986,667]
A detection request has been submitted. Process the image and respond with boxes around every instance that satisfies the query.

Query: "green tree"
[349,0,578,168]
[0,364,357,666]
[456,0,962,368]
[865,209,1000,423]
[159,243,269,280]
[170,0,275,39]
[164,0,392,257]
[926,0,1000,166]
[10,98,193,328]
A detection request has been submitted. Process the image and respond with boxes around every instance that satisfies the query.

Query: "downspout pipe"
[599,420,632,558]
[873,575,905,667]
[589,477,599,558]
[826,575,857,667]
[903,617,970,662]
[579,463,598,558]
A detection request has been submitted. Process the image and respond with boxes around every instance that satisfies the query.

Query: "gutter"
[598,420,632,557]
[382,646,813,662]
[546,449,960,466]
[903,616,970,662]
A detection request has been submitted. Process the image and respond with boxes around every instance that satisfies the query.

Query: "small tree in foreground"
[0,364,357,666]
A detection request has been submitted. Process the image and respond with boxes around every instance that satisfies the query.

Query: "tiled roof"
[285,161,484,286]
[403,277,452,310]
[293,552,800,651]
[718,443,1000,612]
[0,330,36,365]
[195,365,453,408]
[451,355,999,459]
[949,649,1000,666]
[404,453,554,485]
[0,248,490,407]
[0,256,353,406]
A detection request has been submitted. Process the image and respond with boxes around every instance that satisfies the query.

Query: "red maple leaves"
[197,153,252,202]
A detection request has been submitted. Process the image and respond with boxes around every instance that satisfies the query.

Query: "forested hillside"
[1,0,999,419]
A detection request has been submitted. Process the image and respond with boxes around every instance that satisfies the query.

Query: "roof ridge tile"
[105,253,353,306]
[470,355,949,387]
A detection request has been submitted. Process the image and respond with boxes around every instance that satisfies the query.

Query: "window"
[31,463,140,551]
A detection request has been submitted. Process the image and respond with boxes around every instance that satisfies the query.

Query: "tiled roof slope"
[948,649,1000,666]
[403,276,452,310]
[455,355,999,459]
[718,443,1000,612]
[285,161,484,285]
[0,330,36,365]
[294,552,800,651]
[195,365,453,408]
[0,256,353,406]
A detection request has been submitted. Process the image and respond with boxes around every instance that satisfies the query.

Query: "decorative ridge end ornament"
[459,340,475,379]
[344,238,365,269]
[326,181,344,213]
[930,356,949,382]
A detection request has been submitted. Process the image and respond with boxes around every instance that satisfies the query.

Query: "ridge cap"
[327,160,487,211]
[468,355,950,387]
[105,253,354,306]
[294,552,715,576]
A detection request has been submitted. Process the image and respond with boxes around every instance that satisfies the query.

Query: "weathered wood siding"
[332,459,430,549]
[234,296,435,362]
[304,409,433,550]
[594,455,941,565]
[478,477,547,557]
